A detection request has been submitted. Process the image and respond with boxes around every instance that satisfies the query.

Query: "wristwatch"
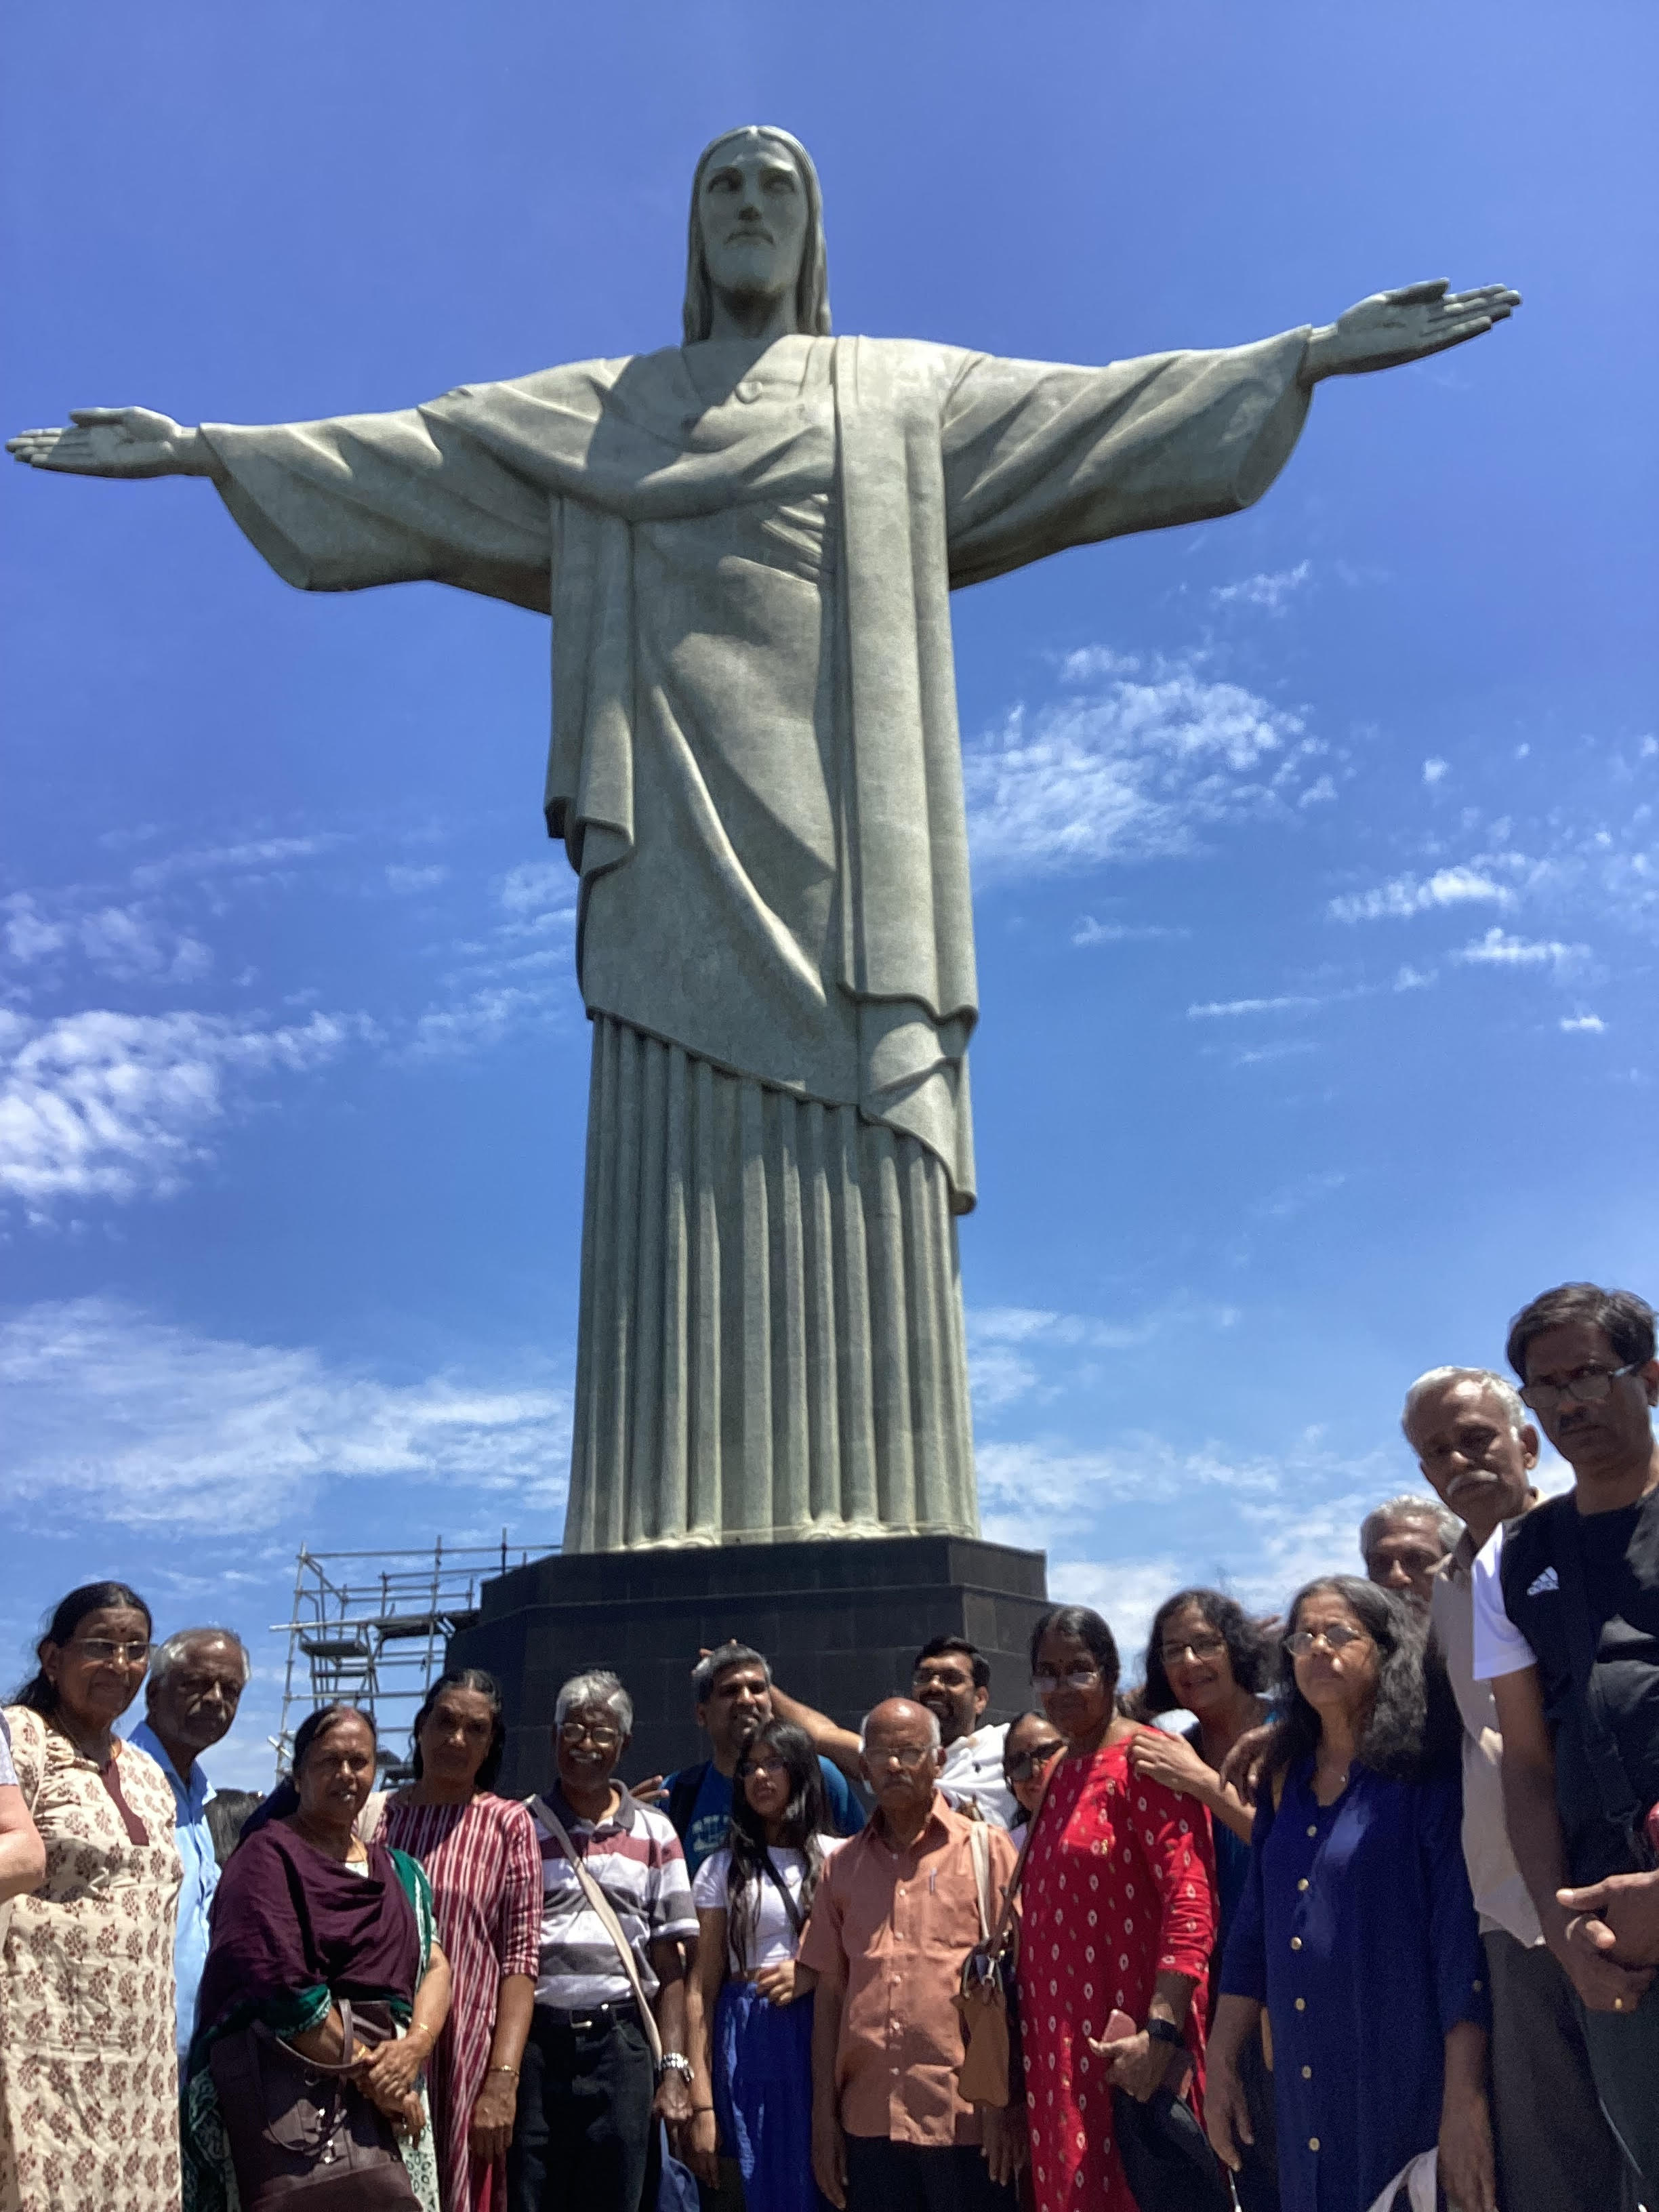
[1142,2016,1183,2047]
[657,2051,696,2085]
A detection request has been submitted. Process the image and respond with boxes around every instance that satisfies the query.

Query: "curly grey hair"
[148,1626,251,1689]
[1359,1493,1461,1563]
[554,1669,634,1738]
[1400,1365,1528,1442]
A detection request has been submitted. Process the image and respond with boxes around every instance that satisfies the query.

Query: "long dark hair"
[1261,1577,1460,1790]
[240,1704,379,1842]
[12,1582,152,1715]
[725,1720,827,1960]
[411,1669,506,1793]
[1138,1587,1271,1717]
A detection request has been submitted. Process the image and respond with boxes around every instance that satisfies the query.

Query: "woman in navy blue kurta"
[1208,1577,1493,2212]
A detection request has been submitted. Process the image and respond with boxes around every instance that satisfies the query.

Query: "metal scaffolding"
[270,1532,556,1778]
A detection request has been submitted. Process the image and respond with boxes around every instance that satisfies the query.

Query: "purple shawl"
[195,1820,419,2041]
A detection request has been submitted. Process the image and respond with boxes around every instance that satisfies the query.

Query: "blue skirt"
[713,1978,829,2212]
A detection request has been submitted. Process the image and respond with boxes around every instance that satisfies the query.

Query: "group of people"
[2,1277,1657,2212]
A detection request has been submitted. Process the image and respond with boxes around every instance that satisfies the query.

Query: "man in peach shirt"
[802,1698,1019,2212]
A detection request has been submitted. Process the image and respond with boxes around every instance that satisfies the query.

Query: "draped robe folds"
[202,327,1311,1551]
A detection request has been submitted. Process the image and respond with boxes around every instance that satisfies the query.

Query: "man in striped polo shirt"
[512,1669,699,2212]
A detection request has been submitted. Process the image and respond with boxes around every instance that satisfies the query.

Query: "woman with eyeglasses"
[1000,1712,1065,1826]
[364,1671,541,2212]
[683,1719,843,2212]
[1207,1577,1494,2212]
[1017,1604,1218,2212]
[1,1582,184,2212]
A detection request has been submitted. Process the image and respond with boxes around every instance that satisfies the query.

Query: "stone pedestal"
[447,1534,1050,1795]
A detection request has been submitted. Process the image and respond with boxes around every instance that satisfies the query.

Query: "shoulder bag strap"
[758,1849,806,1938]
[1552,1506,1654,1865]
[979,1751,1061,1959]
[967,1821,992,1943]
[531,1795,664,2065]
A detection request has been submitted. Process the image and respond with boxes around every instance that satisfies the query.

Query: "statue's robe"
[203,328,1311,1551]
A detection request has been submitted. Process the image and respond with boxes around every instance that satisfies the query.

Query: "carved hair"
[682,125,832,345]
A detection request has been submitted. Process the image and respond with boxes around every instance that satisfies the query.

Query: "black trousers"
[1576,1971,1659,2206]
[1483,1929,1636,2212]
[509,2009,657,2212]
[843,2135,1017,2212]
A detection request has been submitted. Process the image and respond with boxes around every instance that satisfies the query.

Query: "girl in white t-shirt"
[684,1719,845,2212]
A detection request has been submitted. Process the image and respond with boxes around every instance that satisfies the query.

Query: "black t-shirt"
[1498,1488,1659,1882]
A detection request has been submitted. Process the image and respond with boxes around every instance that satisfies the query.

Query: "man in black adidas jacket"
[1473,1282,1659,2201]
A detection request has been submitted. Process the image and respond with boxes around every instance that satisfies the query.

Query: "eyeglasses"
[737,1757,788,1782]
[912,1667,974,1692]
[1158,1635,1227,1668]
[1006,1743,1064,1780]
[1031,1666,1101,1693]
[70,1639,152,1666]
[1520,1362,1641,1412]
[864,1744,936,1770]
[1285,1624,1369,1658]
[559,1719,621,1749]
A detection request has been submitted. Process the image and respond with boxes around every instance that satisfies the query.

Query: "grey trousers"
[1483,1929,1635,2212]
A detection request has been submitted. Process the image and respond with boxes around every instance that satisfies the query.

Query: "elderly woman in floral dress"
[1,1581,184,2212]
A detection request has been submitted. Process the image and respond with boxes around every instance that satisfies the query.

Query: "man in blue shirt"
[128,1626,249,2057]
[663,1642,864,1873]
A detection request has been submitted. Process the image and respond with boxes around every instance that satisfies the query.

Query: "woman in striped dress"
[370,1671,541,2212]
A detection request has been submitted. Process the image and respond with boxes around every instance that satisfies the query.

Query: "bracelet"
[1142,2016,1183,2047]
[487,2065,520,2078]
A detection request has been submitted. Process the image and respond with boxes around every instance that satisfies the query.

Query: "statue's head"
[682,126,831,344]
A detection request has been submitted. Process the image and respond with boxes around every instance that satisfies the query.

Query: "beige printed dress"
[0,1706,184,2212]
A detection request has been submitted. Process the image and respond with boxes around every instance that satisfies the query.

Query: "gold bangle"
[487,2064,520,2076]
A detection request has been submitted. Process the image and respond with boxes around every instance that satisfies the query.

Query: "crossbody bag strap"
[758,1849,806,1938]
[1551,1509,1652,1862]
[967,1821,992,1944]
[531,1794,664,2066]
[979,1751,1061,1960]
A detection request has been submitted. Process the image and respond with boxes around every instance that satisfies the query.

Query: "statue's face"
[698,133,809,322]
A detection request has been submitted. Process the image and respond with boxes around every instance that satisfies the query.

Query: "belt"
[537,1999,638,2036]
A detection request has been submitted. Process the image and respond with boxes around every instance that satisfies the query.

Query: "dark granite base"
[447,1534,1050,1797]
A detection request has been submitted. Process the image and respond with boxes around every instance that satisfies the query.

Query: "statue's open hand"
[1301,279,1520,384]
[7,405,207,477]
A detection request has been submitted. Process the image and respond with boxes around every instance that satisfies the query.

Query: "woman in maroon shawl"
[182,1705,451,2212]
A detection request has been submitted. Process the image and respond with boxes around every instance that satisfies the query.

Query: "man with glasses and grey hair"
[1404,1364,1631,2212]
[800,1697,1020,2212]
[127,1624,249,2057]
[516,1669,698,2212]
[1472,1284,1659,2205]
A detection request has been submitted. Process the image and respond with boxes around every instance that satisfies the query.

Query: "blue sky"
[3,0,1654,1784]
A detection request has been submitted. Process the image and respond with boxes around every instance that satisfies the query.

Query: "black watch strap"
[1142,2015,1184,2047]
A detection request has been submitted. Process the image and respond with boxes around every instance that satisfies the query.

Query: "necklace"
[52,1717,114,1765]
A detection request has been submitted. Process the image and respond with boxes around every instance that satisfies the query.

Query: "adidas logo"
[1526,1567,1560,1597]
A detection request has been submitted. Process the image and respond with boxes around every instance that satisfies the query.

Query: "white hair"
[1359,1493,1461,1562]
[554,1670,634,1736]
[1401,1365,1528,1443]
[859,1704,942,1753]
[148,1626,251,1689]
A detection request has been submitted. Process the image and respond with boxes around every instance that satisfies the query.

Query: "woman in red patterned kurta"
[370,1672,541,2212]
[1018,1605,1217,2212]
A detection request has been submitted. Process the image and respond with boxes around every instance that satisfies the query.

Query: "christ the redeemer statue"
[10,127,1517,1555]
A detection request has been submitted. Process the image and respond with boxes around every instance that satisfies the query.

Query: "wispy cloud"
[1560,1014,1606,1034]
[384,864,449,895]
[1187,994,1319,1019]
[0,1006,362,1211]
[1210,560,1312,615]
[1422,758,1450,787]
[130,834,344,890]
[1328,865,1514,924]
[1070,917,1189,947]
[1454,928,1588,977]
[964,658,1324,886]
[3,892,211,986]
[1,1298,571,1531]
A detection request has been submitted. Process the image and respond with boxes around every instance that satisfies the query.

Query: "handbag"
[954,1784,1054,2108]
[529,1796,700,2212]
[207,1996,421,2211]
[1111,2086,1234,2212]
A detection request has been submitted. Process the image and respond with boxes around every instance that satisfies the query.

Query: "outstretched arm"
[8,405,221,478]
[1298,278,1520,385]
